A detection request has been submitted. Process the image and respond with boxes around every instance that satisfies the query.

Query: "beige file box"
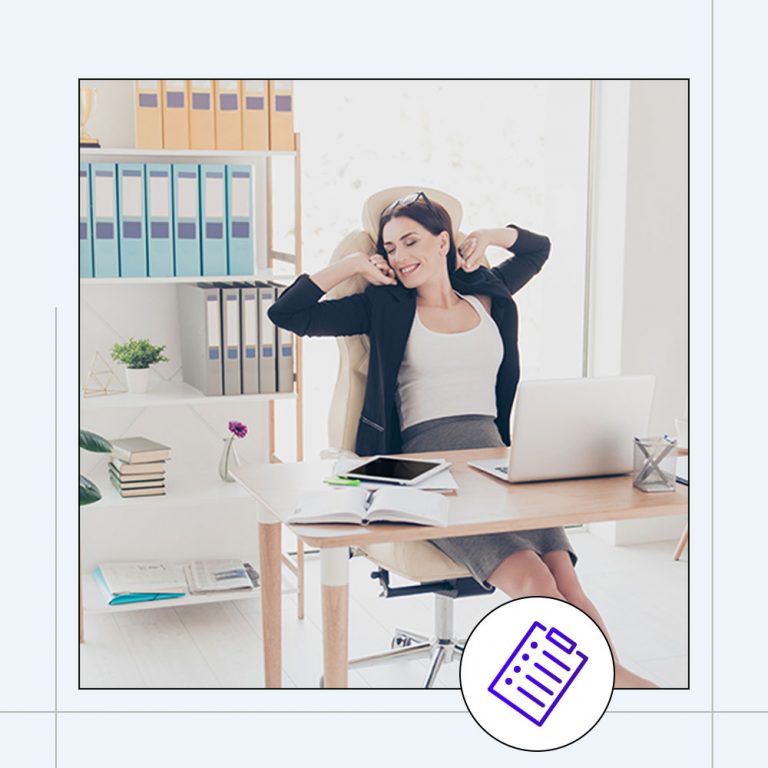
[214,80,243,150]
[134,80,163,149]
[241,80,269,150]
[161,80,190,149]
[188,79,216,149]
[268,80,295,151]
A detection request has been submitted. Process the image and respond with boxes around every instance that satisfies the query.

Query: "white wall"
[622,80,688,435]
[293,80,591,460]
[588,80,688,545]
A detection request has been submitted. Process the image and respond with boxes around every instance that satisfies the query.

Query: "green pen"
[323,476,361,487]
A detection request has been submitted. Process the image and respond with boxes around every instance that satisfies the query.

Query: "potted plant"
[110,337,169,393]
[79,429,112,505]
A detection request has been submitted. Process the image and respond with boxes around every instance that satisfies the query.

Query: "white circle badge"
[460,596,614,751]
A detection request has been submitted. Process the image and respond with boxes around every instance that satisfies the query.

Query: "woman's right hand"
[351,252,397,286]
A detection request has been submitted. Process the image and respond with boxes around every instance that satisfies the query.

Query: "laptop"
[469,376,655,483]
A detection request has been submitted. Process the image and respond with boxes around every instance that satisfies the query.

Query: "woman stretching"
[269,191,656,688]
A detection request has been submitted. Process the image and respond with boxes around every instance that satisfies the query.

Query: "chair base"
[320,593,465,688]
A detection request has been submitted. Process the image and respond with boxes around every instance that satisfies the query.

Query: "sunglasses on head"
[382,190,440,220]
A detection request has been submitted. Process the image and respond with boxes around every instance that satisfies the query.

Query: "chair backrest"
[327,186,465,453]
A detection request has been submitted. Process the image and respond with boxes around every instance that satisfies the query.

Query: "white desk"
[232,447,688,688]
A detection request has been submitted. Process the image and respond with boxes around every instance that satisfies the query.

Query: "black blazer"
[268,225,550,457]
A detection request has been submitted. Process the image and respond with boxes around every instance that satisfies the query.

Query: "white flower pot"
[125,367,150,393]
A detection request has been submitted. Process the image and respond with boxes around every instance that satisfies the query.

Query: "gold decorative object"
[83,352,126,397]
[79,86,100,148]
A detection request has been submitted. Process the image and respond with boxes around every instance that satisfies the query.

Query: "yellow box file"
[161,80,190,149]
[134,80,163,149]
[241,80,269,150]
[268,80,295,151]
[188,80,216,149]
[214,80,242,150]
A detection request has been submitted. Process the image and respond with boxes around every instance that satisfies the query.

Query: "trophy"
[79,86,100,148]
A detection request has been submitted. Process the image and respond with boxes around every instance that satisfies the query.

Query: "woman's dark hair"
[376,194,459,273]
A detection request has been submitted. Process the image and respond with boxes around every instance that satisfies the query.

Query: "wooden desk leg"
[297,540,305,621]
[321,547,349,688]
[259,519,282,688]
[673,524,689,561]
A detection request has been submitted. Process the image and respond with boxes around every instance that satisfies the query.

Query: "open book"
[291,486,450,527]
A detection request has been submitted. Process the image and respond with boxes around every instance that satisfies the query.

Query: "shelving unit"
[82,576,278,615]
[80,268,294,286]
[82,381,296,410]
[80,132,306,642]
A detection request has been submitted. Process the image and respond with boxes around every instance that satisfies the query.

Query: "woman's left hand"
[457,230,493,272]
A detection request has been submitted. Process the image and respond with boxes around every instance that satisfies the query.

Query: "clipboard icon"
[488,621,588,727]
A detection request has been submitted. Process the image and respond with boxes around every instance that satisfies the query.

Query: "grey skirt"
[401,414,577,589]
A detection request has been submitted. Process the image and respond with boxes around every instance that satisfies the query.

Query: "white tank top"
[396,293,504,431]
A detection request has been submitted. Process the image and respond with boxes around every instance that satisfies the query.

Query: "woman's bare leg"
[487,550,567,600]
[541,551,658,689]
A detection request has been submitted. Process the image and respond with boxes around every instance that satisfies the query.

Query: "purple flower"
[228,421,248,439]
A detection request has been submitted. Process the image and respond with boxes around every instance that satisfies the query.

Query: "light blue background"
[1,0,759,765]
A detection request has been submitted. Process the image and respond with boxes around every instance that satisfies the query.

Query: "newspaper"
[184,559,259,594]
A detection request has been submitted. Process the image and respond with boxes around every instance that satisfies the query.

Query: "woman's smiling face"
[381,216,449,288]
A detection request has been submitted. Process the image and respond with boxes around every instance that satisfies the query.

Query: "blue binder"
[172,164,202,276]
[90,163,120,277]
[79,163,93,277]
[226,165,254,275]
[200,164,228,276]
[117,164,148,277]
[145,163,174,276]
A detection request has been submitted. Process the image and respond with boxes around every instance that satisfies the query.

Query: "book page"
[368,487,449,526]
[291,487,368,525]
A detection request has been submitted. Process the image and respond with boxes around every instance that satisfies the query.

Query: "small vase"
[125,367,150,393]
[219,437,241,482]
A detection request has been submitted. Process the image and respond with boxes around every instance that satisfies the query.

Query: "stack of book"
[108,437,171,498]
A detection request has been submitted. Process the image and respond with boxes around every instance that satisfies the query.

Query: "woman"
[269,191,656,688]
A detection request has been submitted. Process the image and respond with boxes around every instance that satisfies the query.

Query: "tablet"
[341,456,449,486]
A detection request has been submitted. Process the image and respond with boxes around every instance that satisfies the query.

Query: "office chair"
[323,186,494,688]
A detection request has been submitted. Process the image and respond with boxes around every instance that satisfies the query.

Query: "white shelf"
[80,268,296,286]
[83,568,296,614]
[81,380,296,410]
[80,147,296,160]
[89,468,254,511]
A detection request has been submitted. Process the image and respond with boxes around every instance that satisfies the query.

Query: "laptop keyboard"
[495,466,508,474]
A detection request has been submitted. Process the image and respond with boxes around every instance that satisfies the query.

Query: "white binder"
[177,283,223,396]
[255,282,277,394]
[217,282,243,395]
[240,282,260,394]
[271,282,294,393]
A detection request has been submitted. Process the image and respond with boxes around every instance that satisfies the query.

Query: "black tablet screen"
[345,457,440,482]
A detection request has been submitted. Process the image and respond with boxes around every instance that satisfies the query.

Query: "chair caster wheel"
[391,633,413,649]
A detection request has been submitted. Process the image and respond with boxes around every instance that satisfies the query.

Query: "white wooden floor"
[80,531,688,689]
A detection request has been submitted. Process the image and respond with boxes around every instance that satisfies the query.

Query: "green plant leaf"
[110,337,169,369]
[79,429,112,453]
[80,474,102,505]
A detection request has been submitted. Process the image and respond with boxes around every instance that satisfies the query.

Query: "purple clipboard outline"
[488,621,589,727]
